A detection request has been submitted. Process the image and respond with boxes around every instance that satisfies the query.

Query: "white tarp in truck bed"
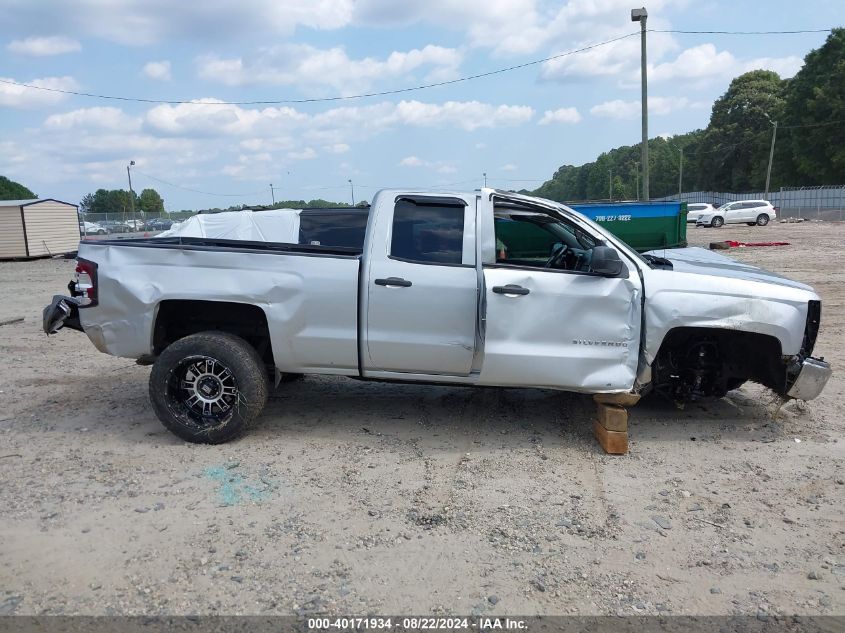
[155,209,301,242]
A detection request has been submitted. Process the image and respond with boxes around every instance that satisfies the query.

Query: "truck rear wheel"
[149,331,268,444]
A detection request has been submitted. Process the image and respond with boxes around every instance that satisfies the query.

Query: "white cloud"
[197,44,461,94]
[288,147,317,160]
[399,156,424,167]
[144,99,307,137]
[144,98,533,140]
[539,107,582,125]
[44,107,141,131]
[143,60,172,81]
[324,143,350,154]
[590,97,690,120]
[7,35,81,56]
[500,164,518,171]
[3,0,355,46]
[0,76,78,108]
[650,44,804,87]
[391,100,533,131]
[398,155,456,173]
[352,0,539,55]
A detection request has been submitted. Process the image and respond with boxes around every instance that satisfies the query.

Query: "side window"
[390,200,465,265]
[494,217,559,262]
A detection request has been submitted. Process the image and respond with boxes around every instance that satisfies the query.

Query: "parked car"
[686,203,716,224]
[79,221,107,235]
[144,218,174,231]
[45,188,829,444]
[696,200,778,227]
[99,220,130,233]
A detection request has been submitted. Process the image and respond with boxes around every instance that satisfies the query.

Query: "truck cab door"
[363,194,479,376]
[477,201,642,392]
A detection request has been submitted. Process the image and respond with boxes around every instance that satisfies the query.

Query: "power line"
[0,32,642,106]
[652,28,832,35]
[133,169,266,197]
[0,27,831,107]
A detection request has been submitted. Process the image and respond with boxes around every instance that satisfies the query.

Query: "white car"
[696,200,778,228]
[686,203,716,224]
[79,221,107,235]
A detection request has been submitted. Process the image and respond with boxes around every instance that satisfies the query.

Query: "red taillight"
[74,258,98,306]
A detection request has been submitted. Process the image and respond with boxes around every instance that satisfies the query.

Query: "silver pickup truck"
[44,188,831,443]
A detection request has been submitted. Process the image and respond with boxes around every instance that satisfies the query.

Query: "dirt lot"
[0,221,843,618]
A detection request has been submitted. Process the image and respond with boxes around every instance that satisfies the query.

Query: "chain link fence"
[78,211,178,236]
[655,185,845,221]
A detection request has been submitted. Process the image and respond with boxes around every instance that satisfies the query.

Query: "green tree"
[0,175,36,200]
[79,188,140,215]
[782,28,845,184]
[696,70,787,191]
[138,188,165,215]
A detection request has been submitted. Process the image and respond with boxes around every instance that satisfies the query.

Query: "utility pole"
[635,162,640,200]
[126,160,137,231]
[678,147,683,198]
[608,168,613,201]
[270,183,276,205]
[631,7,649,200]
[764,120,778,199]
[483,172,487,188]
[348,179,355,206]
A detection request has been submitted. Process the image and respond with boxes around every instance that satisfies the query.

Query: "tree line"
[80,188,165,215]
[533,28,845,201]
[0,175,36,200]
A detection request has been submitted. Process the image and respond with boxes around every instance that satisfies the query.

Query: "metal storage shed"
[0,198,80,259]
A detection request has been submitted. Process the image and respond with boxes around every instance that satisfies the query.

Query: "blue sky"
[0,0,839,210]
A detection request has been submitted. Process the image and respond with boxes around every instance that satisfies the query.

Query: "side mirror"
[590,245,625,277]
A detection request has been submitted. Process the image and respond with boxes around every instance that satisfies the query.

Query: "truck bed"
[74,237,363,375]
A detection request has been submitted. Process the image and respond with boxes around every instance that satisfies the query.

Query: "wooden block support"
[593,393,641,407]
[595,402,628,432]
[593,419,628,455]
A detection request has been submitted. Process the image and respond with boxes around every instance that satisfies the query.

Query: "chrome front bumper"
[787,357,832,401]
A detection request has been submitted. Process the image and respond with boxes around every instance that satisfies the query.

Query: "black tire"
[756,214,769,226]
[711,216,724,228]
[149,331,268,444]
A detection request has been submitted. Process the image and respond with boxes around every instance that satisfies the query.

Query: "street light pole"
[483,172,487,188]
[764,120,778,199]
[348,179,355,206]
[635,161,640,200]
[678,147,683,198]
[126,160,137,230]
[631,7,649,200]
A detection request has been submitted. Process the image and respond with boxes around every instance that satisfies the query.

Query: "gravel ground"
[0,221,842,617]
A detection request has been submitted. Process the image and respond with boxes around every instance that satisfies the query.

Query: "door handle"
[492,284,529,296]
[374,277,412,288]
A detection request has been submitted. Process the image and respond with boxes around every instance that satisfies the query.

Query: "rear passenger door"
[364,195,479,376]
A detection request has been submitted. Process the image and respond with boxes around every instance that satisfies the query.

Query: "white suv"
[686,203,716,224]
[696,200,778,228]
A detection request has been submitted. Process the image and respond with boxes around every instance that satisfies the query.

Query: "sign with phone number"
[593,214,632,222]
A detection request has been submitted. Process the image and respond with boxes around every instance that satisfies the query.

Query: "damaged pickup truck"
[43,189,831,443]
